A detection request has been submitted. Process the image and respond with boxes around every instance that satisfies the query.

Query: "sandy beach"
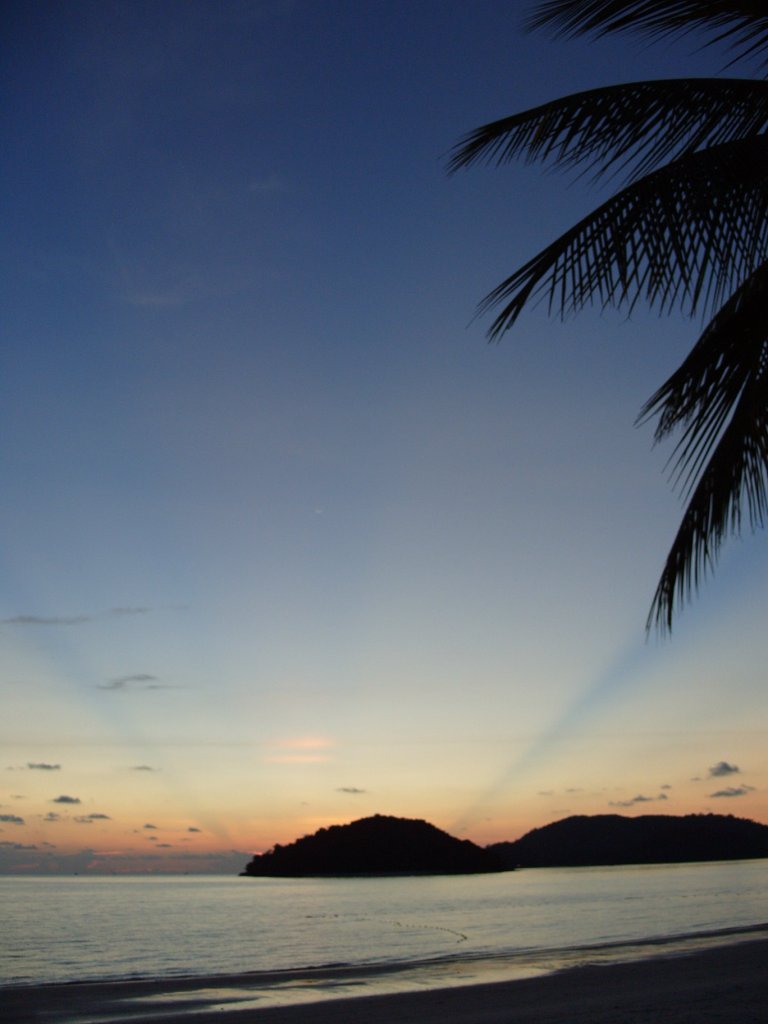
[4,937,766,1024]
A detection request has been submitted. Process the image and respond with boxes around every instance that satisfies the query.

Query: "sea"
[3,860,768,1010]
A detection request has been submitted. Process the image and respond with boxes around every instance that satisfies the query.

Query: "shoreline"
[4,936,767,1024]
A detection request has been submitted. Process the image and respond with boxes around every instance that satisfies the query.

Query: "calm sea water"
[2,860,768,993]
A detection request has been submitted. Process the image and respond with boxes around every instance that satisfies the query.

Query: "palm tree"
[450,1,768,632]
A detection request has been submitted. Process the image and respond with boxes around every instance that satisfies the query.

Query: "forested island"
[490,813,768,868]
[242,813,768,877]
[241,814,506,876]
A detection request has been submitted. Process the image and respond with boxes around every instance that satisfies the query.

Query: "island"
[242,812,768,877]
[488,813,768,868]
[241,814,508,876]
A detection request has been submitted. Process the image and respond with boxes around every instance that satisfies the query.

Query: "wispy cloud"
[0,607,150,627]
[99,675,178,694]
[0,614,90,626]
[120,284,193,308]
[609,793,668,808]
[74,813,111,823]
[265,736,334,764]
[336,787,366,794]
[708,761,739,778]
[98,674,160,692]
[709,786,754,798]
[0,845,253,874]
[27,763,61,771]
[131,765,157,771]
[248,175,286,194]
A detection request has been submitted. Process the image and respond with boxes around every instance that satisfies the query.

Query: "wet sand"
[4,937,766,1024]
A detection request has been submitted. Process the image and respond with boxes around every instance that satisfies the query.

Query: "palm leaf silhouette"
[449,79,768,184]
[529,1,768,68]
[453,1,768,630]
[639,264,768,629]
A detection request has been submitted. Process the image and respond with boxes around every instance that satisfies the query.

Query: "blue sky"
[1,0,766,873]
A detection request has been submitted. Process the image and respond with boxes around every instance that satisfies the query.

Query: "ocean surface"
[3,860,768,1008]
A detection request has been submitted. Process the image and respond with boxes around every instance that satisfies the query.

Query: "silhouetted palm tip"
[528,1,768,71]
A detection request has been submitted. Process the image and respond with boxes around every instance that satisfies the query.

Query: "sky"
[1,0,766,874]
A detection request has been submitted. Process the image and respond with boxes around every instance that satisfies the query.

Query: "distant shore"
[4,936,767,1024]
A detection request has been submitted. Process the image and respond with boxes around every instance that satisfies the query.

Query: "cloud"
[0,614,91,626]
[609,793,668,808]
[0,846,96,874]
[43,812,61,822]
[52,795,81,804]
[131,765,156,771]
[0,814,24,825]
[98,674,159,691]
[709,761,739,778]
[709,786,754,798]
[0,846,253,875]
[265,736,334,764]
[0,607,149,627]
[74,813,111,823]
[336,787,366,795]
[266,753,332,764]
[27,762,61,771]
[275,736,333,750]
[660,784,672,790]
[143,823,158,830]
[124,288,192,309]
[249,176,286,195]
[188,827,201,833]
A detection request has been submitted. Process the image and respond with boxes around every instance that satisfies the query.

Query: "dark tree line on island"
[241,813,768,877]
[488,811,768,868]
[241,815,504,877]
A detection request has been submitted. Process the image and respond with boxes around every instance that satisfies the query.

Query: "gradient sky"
[2,0,766,874]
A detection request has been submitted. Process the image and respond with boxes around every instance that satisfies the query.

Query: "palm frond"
[453,3,768,630]
[449,79,768,186]
[529,1,768,69]
[639,259,768,458]
[481,135,768,339]
[646,299,768,631]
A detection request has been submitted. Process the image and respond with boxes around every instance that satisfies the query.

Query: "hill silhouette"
[241,814,507,877]
[490,814,768,868]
